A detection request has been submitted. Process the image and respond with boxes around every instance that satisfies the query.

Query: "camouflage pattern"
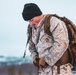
[29,15,72,75]
[38,63,72,75]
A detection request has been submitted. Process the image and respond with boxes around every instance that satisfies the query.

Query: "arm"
[44,17,69,66]
[28,38,38,58]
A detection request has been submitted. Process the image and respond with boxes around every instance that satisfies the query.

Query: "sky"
[0,0,76,57]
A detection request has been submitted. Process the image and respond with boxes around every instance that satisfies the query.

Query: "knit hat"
[22,3,42,21]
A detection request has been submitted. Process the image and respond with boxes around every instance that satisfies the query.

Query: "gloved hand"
[33,55,39,67]
[39,57,48,67]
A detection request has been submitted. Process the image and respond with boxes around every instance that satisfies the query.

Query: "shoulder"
[50,16,65,32]
[50,16,60,29]
[50,16,61,23]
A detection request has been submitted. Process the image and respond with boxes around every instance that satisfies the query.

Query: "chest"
[32,26,53,45]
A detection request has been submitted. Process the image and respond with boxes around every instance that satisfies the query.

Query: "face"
[28,16,41,28]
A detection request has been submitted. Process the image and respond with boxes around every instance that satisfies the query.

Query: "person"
[22,3,72,75]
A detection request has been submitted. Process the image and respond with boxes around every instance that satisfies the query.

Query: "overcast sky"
[0,0,76,57]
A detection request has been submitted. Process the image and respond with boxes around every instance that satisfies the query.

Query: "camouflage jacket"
[28,15,69,66]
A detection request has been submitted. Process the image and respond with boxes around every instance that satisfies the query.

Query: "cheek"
[34,20,40,25]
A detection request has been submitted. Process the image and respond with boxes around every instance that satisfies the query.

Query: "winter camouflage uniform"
[29,15,72,75]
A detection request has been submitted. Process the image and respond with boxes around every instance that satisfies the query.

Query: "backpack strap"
[44,14,52,36]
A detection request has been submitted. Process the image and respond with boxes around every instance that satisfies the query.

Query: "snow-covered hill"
[0,55,32,66]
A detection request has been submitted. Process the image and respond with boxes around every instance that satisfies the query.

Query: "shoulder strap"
[44,14,55,42]
[44,14,60,36]
[44,14,52,36]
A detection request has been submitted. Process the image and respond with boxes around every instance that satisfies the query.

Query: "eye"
[30,17,34,22]
[31,19,34,22]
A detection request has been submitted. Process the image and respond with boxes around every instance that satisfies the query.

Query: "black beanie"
[22,3,42,21]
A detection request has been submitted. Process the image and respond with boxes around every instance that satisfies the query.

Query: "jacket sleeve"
[28,39,38,58]
[44,17,69,66]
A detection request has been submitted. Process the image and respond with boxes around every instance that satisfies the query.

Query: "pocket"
[40,34,52,43]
